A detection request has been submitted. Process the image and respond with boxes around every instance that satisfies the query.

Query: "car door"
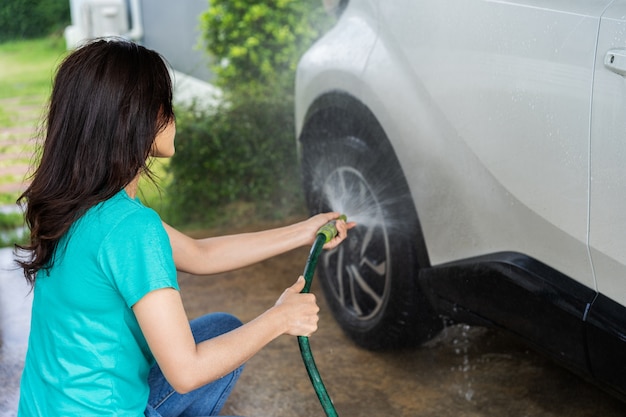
[590,1,626,310]
[377,0,611,289]
[586,1,626,393]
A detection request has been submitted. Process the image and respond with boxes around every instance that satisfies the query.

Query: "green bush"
[0,211,26,248]
[201,0,332,92]
[0,0,70,42]
[0,211,23,230]
[165,0,333,227]
[165,91,305,227]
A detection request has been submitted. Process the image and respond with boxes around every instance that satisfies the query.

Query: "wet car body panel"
[296,0,626,402]
[372,0,608,287]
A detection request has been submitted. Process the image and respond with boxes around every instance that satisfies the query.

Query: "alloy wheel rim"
[319,166,392,321]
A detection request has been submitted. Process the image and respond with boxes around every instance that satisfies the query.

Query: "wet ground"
[2,224,625,416]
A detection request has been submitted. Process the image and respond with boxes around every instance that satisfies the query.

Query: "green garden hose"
[298,215,346,417]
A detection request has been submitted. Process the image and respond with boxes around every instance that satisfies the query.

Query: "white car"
[295,0,626,401]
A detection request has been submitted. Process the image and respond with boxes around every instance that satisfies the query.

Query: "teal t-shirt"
[18,190,178,416]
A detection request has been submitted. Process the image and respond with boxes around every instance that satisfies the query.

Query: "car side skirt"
[419,251,626,401]
[586,293,626,400]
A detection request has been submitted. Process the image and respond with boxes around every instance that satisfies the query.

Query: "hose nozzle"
[316,214,347,244]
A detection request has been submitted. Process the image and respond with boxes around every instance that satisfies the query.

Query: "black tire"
[300,102,442,350]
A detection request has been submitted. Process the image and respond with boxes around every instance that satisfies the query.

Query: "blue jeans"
[144,313,244,417]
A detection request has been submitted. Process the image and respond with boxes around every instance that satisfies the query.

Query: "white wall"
[140,0,214,82]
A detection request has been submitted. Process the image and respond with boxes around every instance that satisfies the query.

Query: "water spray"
[298,214,347,417]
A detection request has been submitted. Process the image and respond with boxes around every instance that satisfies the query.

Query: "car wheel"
[300,105,442,349]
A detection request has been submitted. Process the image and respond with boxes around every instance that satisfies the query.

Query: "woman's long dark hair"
[16,38,174,285]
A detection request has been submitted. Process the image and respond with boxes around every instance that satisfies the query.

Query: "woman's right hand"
[273,276,320,337]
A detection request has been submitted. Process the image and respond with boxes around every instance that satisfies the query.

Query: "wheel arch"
[297,90,432,270]
[298,91,376,154]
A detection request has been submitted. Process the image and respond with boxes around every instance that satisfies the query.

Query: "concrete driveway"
[2,238,626,416]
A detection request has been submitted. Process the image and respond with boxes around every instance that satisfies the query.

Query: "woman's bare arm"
[133,276,318,394]
[163,212,354,275]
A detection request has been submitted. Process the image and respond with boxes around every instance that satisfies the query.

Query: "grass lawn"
[0,36,68,245]
[0,36,67,101]
[0,36,67,208]
[0,36,171,245]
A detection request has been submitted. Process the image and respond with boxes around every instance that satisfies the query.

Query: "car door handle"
[605,49,626,76]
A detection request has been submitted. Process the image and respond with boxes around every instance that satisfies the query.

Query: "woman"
[16,38,353,416]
